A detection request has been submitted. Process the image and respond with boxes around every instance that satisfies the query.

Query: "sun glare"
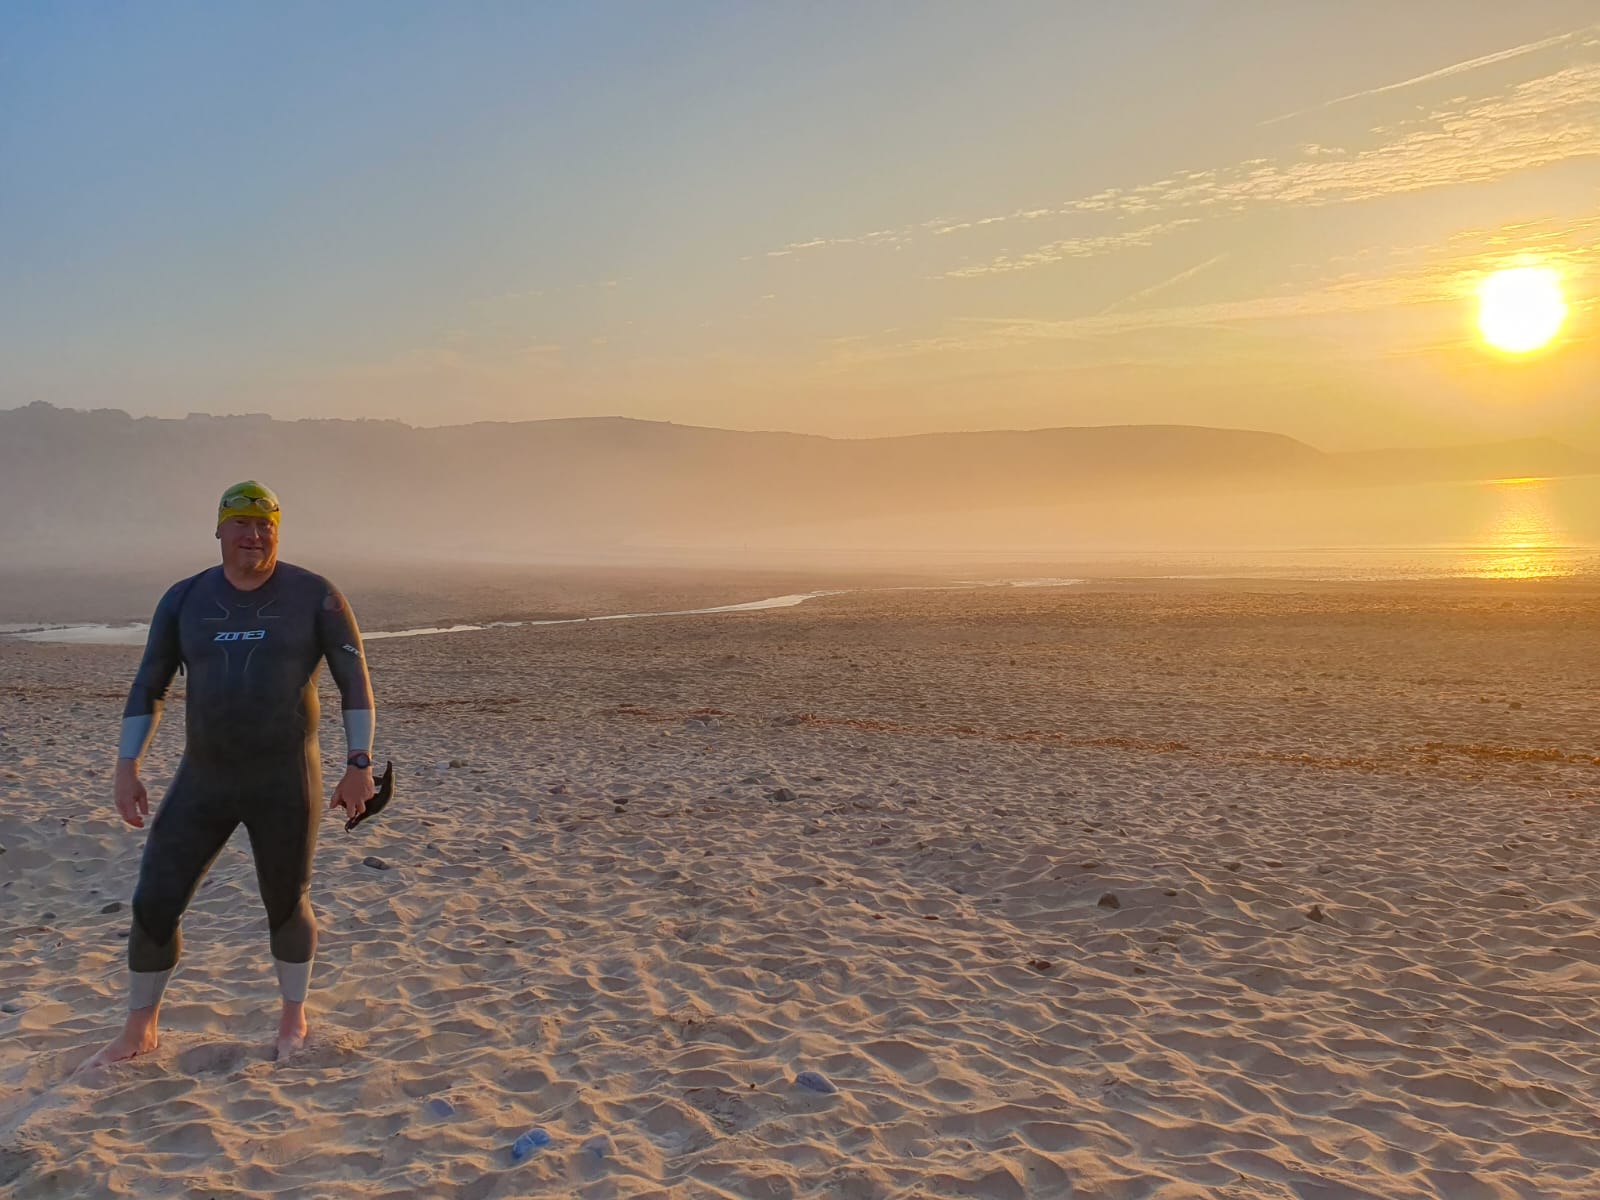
[1476,267,1566,354]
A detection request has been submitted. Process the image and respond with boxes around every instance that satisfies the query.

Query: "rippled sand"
[3,580,1598,1198]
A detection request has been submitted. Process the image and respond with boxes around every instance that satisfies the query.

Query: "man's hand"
[331,765,376,824]
[114,760,150,828]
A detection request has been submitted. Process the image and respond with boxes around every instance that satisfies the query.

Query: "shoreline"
[7,566,1599,647]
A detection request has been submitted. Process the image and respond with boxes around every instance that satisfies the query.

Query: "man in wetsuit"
[83,480,377,1069]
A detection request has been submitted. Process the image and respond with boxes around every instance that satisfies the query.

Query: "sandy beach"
[3,578,1599,1199]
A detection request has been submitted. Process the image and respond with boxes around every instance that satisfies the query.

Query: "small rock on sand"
[100,900,122,914]
[1097,893,1121,910]
[362,856,390,871]
[1307,904,1327,922]
[770,787,797,803]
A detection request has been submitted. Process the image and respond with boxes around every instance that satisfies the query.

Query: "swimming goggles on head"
[220,493,281,515]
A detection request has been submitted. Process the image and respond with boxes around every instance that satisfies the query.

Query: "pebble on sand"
[362,856,390,871]
[1027,958,1054,972]
[1097,893,1121,910]
[795,1069,837,1094]
[100,900,123,914]
[770,787,797,802]
[1307,904,1327,922]
[510,1127,553,1163]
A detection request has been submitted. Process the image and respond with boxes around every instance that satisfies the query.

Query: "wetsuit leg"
[240,755,320,975]
[129,762,240,974]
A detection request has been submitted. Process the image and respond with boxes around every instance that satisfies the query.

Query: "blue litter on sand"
[795,1070,837,1094]
[426,1098,455,1118]
[510,1127,553,1163]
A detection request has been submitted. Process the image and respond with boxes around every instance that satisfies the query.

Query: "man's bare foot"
[273,1005,308,1061]
[77,1019,159,1075]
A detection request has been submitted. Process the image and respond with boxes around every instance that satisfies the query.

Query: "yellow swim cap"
[217,480,281,527]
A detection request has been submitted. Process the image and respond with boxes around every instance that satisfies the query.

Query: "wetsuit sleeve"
[315,581,375,758]
[119,581,186,763]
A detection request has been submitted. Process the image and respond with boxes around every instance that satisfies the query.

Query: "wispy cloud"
[1263,24,1599,125]
[828,210,1600,367]
[941,219,1198,279]
[759,47,1600,275]
[1165,63,1600,209]
[765,229,907,257]
[1099,253,1230,314]
[760,209,1066,260]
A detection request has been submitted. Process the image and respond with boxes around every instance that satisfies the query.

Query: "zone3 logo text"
[213,630,267,642]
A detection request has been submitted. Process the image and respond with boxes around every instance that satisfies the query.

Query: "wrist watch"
[347,751,372,770]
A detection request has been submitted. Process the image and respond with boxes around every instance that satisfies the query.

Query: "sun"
[1477,266,1567,354]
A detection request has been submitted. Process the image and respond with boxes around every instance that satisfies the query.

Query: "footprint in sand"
[0,1145,41,1188]
[175,1042,250,1076]
[277,1031,360,1068]
[684,1086,757,1132]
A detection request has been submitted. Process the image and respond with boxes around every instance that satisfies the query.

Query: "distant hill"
[1,402,1593,565]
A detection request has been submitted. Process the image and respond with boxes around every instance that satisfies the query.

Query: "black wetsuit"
[121,562,373,974]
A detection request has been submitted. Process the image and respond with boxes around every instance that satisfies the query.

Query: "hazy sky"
[3,2,1597,449]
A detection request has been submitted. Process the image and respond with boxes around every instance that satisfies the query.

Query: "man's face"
[216,516,279,573]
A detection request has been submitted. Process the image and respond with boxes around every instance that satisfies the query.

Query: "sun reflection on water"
[1463,477,1572,579]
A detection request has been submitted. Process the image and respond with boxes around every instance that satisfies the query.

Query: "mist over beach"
[4,3,1600,1198]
